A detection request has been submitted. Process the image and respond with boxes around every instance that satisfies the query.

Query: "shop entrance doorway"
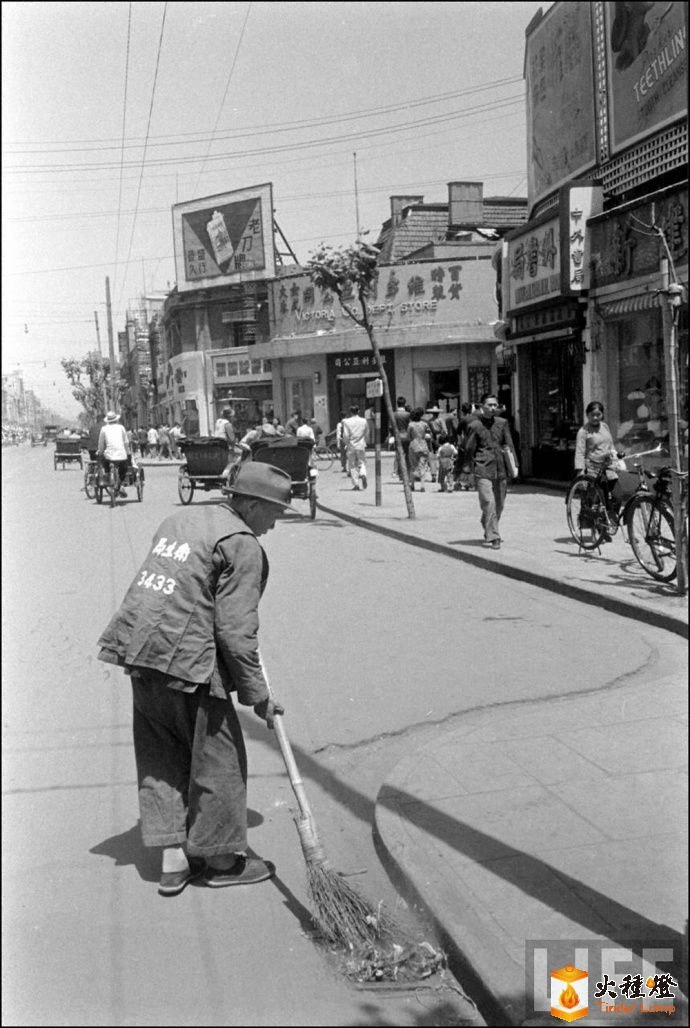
[337,374,389,442]
[428,369,460,412]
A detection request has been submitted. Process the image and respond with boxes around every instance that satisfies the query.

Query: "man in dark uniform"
[464,393,518,550]
[97,463,290,895]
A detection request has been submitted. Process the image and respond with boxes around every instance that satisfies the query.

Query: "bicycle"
[565,454,650,552]
[625,466,685,583]
[313,442,338,470]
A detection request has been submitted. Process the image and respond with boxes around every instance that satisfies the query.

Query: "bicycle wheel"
[84,467,96,499]
[178,471,194,505]
[625,496,676,581]
[566,478,608,550]
[109,466,119,508]
[314,445,334,470]
[309,481,317,519]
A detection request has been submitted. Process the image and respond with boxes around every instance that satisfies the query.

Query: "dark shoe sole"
[204,857,275,888]
[158,860,206,896]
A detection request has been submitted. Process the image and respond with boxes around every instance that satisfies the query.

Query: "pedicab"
[54,436,84,470]
[237,436,317,519]
[93,456,145,507]
[177,437,234,504]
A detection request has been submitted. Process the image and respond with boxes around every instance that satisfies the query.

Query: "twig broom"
[271,709,394,948]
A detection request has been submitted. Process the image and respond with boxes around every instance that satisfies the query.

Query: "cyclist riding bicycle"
[573,401,622,541]
[98,411,131,498]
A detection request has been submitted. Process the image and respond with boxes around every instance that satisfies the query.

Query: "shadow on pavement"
[90,809,265,883]
[379,783,683,961]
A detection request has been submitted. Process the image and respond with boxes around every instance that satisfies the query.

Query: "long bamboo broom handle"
[260,655,315,823]
[272,714,316,823]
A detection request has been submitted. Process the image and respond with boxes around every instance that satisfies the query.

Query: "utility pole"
[659,255,687,594]
[94,311,108,415]
[105,276,118,413]
[353,152,361,239]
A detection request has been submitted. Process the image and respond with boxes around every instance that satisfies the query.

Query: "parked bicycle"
[565,453,684,582]
[625,466,686,583]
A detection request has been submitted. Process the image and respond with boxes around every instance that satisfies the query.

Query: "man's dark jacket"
[464,415,515,481]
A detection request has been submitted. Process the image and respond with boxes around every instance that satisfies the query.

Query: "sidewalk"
[316,458,688,1026]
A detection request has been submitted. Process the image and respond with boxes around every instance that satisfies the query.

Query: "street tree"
[61,356,119,428]
[306,240,415,518]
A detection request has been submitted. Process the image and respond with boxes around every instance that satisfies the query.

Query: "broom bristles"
[292,812,395,947]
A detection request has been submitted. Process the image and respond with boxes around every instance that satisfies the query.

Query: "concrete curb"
[316,500,688,639]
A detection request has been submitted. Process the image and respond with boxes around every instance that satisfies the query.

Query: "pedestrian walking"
[310,418,323,447]
[364,403,376,447]
[169,422,183,459]
[425,406,444,483]
[436,434,458,492]
[392,397,411,479]
[342,404,368,490]
[96,462,291,895]
[147,425,159,459]
[464,393,518,549]
[158,424,172,460]
[407,407,432,491]
[137,427,148,458]
[335,411,348,472]
[284,410,300,436]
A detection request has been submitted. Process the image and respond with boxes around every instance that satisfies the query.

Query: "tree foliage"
[61,356,120,427]
[306,241,380,329]
[306,239,416,518]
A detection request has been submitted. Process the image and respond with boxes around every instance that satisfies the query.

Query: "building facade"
[252,183,527,437]
[499,0,688,481]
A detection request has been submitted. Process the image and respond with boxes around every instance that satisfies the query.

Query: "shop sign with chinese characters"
[563,183,603,293]
[504,184,602,313]
[505,216,562,312]
[589,185,688,288]
[270,258,495,336]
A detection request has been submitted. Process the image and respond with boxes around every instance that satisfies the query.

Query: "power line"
[116,2,168,312]
[3,93,524,175]
[4,76,523,152]
[2,100,526,197]
[113,2,133,306]
[192,1,253,194]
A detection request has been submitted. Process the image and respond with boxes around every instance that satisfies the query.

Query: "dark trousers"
[131,672,248,858]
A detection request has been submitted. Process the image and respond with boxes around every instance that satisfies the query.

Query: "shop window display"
[530,339,583,478]
[609,310,671,454]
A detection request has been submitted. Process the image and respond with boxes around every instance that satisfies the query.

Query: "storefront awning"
[598,293,661,318]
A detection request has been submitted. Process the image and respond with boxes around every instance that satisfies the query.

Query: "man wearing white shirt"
[98,411,131,497]
[342,405,368,490]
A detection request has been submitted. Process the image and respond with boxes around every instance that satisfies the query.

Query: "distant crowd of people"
[332,396,519,549]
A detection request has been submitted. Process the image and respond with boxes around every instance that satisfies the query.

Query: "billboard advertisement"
[526,1,598,210]
[172,183,275,292]
[605,1,688,155]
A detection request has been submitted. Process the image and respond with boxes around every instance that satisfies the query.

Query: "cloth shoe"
[158,858,206,897]
[360,475,367,489]
[119,488,127,498]
[204,855,275,888]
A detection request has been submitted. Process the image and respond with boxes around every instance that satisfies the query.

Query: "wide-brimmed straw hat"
[225,462,294,509]
[104,411,120,423]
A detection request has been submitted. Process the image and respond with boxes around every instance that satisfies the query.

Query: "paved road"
[2,448,685,1025]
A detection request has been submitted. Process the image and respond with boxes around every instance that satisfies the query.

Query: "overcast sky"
[2,1,546,418]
